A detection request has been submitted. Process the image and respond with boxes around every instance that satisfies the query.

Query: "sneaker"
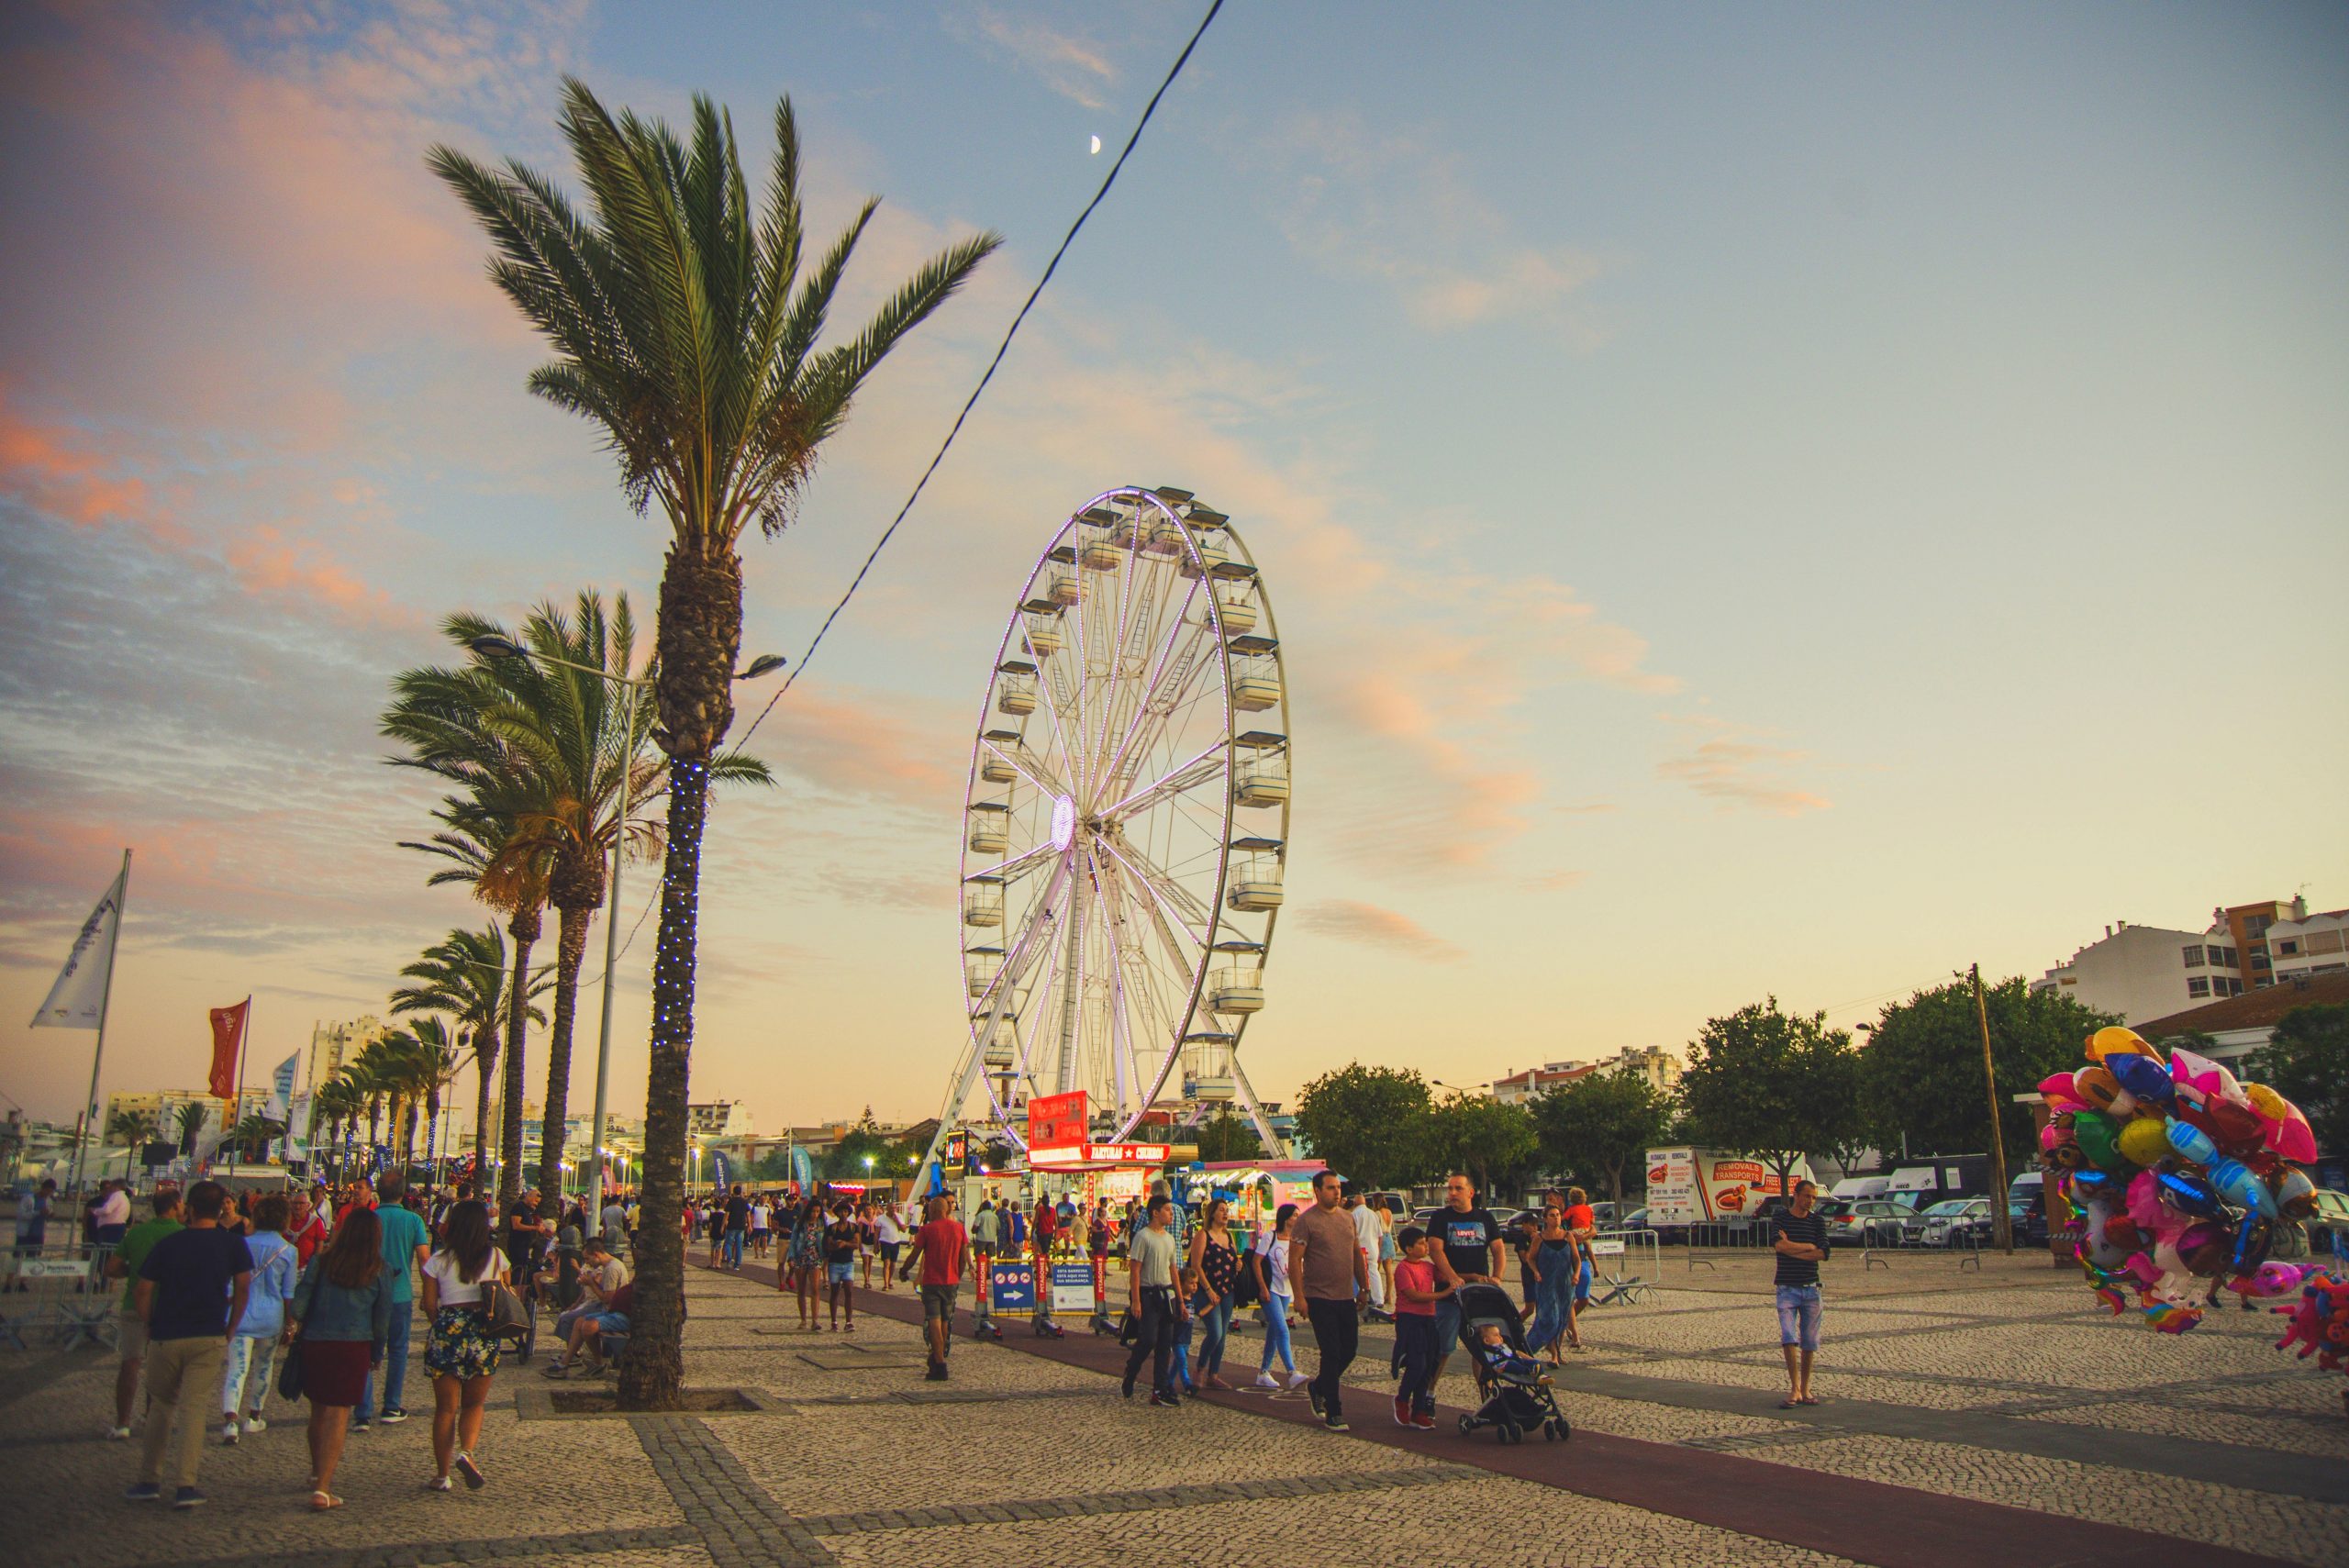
[1150,1390,1181,1407]
[1393,1396,1412,1428]
[1252,1373,1280,1389]
[425,1476,452,1493]
[241,1414,268,1433]
[1307,1385,1325,1418]
[124,1483,161,1503]
[1412,1411,1436,1430]
[379,1407,407,1424]
[172,1487,207,1510]
[454,1451,485,1490]
[1286,1372,1309,1390]
[221,1419,239,1445]
[1323,1415,1350,1432]
[351,1418,371,1434]
[108,1425,132,1441]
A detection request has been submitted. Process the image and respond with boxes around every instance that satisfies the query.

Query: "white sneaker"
[241,1415,267,1433]
[221,1419,239,1445]
[107,1425,131,1440]
[1286,1372,1309,1389]
[1253,1373,1280,1389]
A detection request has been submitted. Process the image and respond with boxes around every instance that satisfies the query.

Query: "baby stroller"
[1452,1282,1570,1444]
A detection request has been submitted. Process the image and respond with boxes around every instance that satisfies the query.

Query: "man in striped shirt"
[1771,1179,1829,1408]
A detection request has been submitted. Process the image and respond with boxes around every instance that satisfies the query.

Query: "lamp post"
[467,635,782,1207]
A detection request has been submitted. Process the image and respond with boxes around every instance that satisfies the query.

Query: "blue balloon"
[2165,1117,2218,1166]
[2156,1169,2222,1218]
[2110,1053,2175,1105]
[2207,1156,2278,1219]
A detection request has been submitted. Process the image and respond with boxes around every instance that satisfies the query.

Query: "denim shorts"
[1776,1284,1822,1351]
[1432,1294,1464,1353]
[827,1262,853,1284]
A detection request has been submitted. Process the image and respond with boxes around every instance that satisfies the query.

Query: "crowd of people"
[103,1169,602,1511]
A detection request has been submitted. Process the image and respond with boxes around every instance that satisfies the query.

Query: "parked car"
[1824,1198,1912,1249]
[1619,1207,1650,1233]
[1946,1202,2048,1251]
[1913,1198,1986,1247]
[2303,1190,2349,1259]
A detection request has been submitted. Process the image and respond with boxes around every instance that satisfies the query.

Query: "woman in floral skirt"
[420,1199,508,1492]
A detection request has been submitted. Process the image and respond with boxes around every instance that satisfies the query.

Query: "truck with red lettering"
[1642,1147,1817,1242]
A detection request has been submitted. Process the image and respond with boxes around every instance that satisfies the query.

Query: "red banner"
[207,1000,249,1101]
[1027,1090,1088,1150]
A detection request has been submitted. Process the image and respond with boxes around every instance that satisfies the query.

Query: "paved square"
[2,1252,2337,1568]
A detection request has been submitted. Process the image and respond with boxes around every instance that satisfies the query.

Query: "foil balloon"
[2072,1066,2122,1113]
[2199,1098,2267,1156]
[2116,1118,2171,1167]
[2155,1170,2222,1220]
[2165,1117,2218,1166]
[2267,1106,2319,1165]
[2088,1026,2155,1062]
[2108,1051,2173,1106]
[2207,1156,2277,1220]
[2243,1083,2288,1122]
[2274,1166,2318,1220]
[2072,1111,2126,1173]
[2080,1198,2133,1270]
[2228,1215,2275,1276]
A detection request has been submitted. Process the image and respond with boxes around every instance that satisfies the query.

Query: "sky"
[2,1,2344,1141]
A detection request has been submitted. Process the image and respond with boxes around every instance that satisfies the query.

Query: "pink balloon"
[2268,1108,2319,1165]
[2039,1072,2087,1106]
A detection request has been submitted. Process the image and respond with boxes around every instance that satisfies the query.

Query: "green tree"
[1531,1069,1674,1209]
[1679,998,1860,1200]
[1193,1109,1262,1164]
[431,81,998,1409]
[106,1107,157,1178]
[1424,1095,1539,1203]
[2247,1003,2349,1162]
[1291,1064,1435,1189]
[824,1121,895,1183]
[1857,977,2112,1172]
[175,1101,208,1157]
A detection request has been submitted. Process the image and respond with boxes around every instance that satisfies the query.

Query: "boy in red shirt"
[902,1195,973,1380]
[1391,1225,1453,1429]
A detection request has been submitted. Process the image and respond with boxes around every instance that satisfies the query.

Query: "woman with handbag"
[284,1206,392,1511]
[420,1199,512,1491]
[220,1194,300,1442]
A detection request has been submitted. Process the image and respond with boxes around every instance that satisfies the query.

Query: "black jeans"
[1395,1313,1439,1415]
[1122,1286,1176,1397]
[1305,1296,1359,1418]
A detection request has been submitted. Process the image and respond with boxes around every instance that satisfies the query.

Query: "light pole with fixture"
[468,634,782,1207]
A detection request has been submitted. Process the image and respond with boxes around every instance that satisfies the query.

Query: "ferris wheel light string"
[737,0,1228,753]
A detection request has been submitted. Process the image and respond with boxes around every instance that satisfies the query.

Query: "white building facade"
[2032,921,2239,1023]
[2266,903,2348,983]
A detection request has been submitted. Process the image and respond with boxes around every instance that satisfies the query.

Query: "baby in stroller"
[1452,1282,1570,1443]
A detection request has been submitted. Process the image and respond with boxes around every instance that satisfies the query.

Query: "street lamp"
[470,635,784,1204]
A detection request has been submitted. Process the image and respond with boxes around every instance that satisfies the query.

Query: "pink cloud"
[224,524,401,623]
[1294,899,1464,963]
[1655,714,1831,817]
[0,395,171,537]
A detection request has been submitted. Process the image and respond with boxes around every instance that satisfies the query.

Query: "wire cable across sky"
[734,0,1226,751]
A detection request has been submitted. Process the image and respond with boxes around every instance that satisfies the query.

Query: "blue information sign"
[989,1260,1036,1314]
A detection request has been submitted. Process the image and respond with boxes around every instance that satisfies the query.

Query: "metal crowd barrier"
[1,1241,119,1351]
[1587,1228,1659,1305]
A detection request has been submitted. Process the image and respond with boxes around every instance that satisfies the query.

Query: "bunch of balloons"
[2043,1026,2321,1337]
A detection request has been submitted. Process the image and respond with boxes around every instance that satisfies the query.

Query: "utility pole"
[1971,964,2013,1252]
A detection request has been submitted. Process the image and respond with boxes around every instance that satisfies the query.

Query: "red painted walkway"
[701,1259,2299,1568]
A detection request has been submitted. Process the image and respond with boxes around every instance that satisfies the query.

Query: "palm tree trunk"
[537,903,593,1205]
[618,755,714,1409]
[500,906,541,1211]
[426,1082,443,1169]
[473,1039,497,1191]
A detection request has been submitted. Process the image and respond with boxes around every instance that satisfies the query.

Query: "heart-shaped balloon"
[2202,1098,2267,1155]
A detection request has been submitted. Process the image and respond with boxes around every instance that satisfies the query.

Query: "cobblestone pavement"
[3,1252,2336,1568]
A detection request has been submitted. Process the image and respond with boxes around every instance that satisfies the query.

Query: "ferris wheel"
[938,484,1291,1159]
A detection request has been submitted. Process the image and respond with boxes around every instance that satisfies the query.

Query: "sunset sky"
[3,2,2343,1140]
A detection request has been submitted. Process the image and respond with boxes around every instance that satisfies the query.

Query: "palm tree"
[387,593,764,1209]
[228,1112,278,1164]
[391,925,520,1180]
[175,1101,208,1158]
[398,803,550,1208]
[431,79,998,1408]
[312,1076,364,1187]
[403,1017,464,1173]
[106,1107,156,1179]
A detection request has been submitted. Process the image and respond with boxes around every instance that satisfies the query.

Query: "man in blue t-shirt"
[356,1173,431,1429]
[128,1180,251,1507]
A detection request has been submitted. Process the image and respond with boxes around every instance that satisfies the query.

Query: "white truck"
[1642,1147,1817,1237]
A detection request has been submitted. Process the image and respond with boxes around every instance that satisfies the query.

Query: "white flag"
[30,864,127,1029]
[286,1092,313,1160]
[263,1052,300,1124]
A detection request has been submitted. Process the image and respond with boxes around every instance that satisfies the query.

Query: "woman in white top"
[419,1199,508,1492]
[875,1203,904,1291]
[1251,1203,1306,1388]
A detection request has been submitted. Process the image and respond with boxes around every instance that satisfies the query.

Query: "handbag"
[276,1334,306,1402]
[483,1277,530,1343]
